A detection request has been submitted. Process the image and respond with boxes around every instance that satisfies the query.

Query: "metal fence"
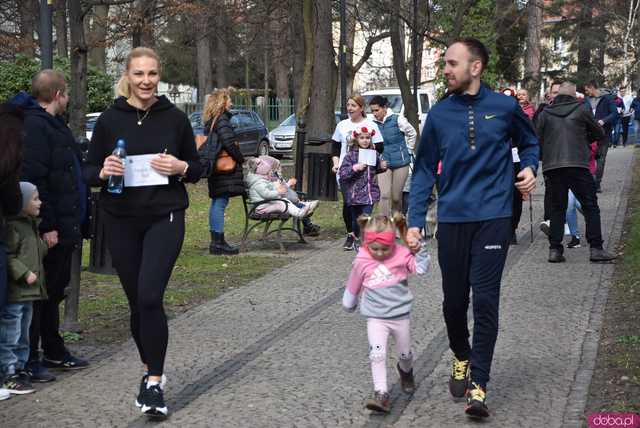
[179,96,295,131]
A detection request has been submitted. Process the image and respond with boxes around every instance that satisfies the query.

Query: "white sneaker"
[539,220,550,237]
[305,200,319,214]
[0,388,10,401]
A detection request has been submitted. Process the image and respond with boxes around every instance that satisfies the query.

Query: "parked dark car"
[189,109,270,157]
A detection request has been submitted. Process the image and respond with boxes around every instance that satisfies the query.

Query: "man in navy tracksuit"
[407,38,539,419]
[584,81,618,192]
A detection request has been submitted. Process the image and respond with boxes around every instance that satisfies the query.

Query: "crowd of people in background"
[0,37,637,421]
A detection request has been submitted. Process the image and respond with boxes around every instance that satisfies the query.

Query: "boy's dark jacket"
[6,215,48,302]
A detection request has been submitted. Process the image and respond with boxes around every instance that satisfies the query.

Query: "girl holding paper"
[338,126,387,247]
[331,95,384,251]
[83,47,201,420]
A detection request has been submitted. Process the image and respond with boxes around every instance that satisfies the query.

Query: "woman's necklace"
[136,108,150,126]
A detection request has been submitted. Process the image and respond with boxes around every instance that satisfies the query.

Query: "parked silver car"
[267,114,296,156]
[268,113,342,157]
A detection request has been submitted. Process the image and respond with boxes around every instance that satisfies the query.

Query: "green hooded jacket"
[6,215,48,302]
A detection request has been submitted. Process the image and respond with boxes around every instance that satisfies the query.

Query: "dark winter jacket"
[631,96,640,121]
[6,215,48,303]
[10,92,84,247]
[206,111,245,198]
[0,178,22,244]
[84,96,202,218]
[586,94,618,135]
[536,94,605,173]
[338,146,385,206]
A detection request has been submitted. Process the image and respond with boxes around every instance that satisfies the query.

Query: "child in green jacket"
[0,182,47,395]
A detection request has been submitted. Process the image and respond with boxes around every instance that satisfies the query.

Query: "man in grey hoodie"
[536,82,616,263]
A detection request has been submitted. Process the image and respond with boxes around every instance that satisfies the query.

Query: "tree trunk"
[576,0,594,85]
[132,0,156,48]
[54,0,68,58]
[523,0,542,105]
[306,0,336,142]
[622,0,640,87]
[88,5,108,72]
[214,14,228,88]
[18,0,38,58]
[272,18,291,121]
[68,0,88,138]
[290,0,306,109]
[196,29,213,102]
[296,0,313,122]
[390,9,419,137]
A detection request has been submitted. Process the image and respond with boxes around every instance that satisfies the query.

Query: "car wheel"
[257,140,269,156]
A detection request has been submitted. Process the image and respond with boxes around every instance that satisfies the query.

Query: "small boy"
[0,182,48,395]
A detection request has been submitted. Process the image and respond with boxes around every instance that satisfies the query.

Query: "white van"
[362,88,432,132]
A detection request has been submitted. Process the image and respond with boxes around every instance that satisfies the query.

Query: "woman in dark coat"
[0,104,24,312]
[203,88,245,255]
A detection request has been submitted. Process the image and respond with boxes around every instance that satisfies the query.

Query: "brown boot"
[397,363,415,394]
[365,391,391,413]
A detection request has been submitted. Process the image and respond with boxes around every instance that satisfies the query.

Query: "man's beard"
[447,74,473,95]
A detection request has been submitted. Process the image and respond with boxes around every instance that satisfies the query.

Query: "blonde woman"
[84,47,201,419]
[203,88,244,255]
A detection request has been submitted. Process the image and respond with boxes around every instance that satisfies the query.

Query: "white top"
[332,118,383,165]
[622,95,635,116]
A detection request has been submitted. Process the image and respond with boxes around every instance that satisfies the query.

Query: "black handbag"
[197,117,221,178]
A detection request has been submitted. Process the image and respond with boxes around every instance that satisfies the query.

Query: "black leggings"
[105,210,185,376]
[341,187,353,234]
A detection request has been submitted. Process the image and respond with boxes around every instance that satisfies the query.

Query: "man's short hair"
[558,82,577,97]
[31,69,67,103]
[585,80,599,89]
[550,80,563,89]
[450,37,489,71]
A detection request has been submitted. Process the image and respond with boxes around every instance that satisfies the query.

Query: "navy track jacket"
[408,84,539,227]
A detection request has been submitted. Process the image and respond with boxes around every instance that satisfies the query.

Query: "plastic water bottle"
[107,139,126,194]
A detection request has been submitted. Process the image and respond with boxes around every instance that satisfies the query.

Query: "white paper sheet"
[358,148,378,167]
[124,154,169,187]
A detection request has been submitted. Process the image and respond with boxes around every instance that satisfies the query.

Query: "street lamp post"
[39,0,53,69]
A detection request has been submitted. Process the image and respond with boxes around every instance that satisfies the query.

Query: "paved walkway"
[2,148,636,427]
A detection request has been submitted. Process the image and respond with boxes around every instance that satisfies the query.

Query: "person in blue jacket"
[406,38,539,419]
[584,81,618,192]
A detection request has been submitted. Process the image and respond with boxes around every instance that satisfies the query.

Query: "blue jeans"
[209,195,230,233]
[350,204,374,238]
[0,302,33,376]
[566,190,582,238]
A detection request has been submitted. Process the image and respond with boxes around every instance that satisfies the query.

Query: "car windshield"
[362,95,403,113]
[280,114,296,127]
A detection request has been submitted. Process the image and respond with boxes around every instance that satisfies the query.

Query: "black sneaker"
[303,224,320,237]
[343,234,355,251]
[136,374,167,408]
[539,221,550,237]
[465,382,489,419]
[43,354,89,370]
[590,248,617,263]
[510,232,518,245]
[2,373,35,395]
[397,363,415,394]
[548,249,566,263]
[567,236,581,248]
[25,361,56,382]
[449,356,470,398]
[137,383,168,419]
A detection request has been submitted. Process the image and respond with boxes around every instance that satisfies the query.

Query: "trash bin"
[306,152,337,201]
[88,192,117,275]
